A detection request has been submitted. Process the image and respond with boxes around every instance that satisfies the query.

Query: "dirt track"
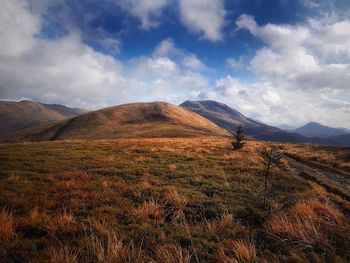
[284,155,350,202]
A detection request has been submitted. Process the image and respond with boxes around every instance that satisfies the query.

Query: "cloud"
[226,57,244,70]
[181,54,208,71]
[178,0,225,41]
[199,14,350,127]
[0,1,209,108]
[0,0,40,57]
[117,0,171,30]
[153,38,209,71]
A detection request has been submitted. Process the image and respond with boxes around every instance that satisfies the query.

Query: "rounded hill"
[4,102,230,142]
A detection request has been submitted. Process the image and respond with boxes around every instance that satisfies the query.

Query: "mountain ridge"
[3,102,230,142]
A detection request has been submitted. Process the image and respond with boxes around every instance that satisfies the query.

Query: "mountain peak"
[294,121,348,137]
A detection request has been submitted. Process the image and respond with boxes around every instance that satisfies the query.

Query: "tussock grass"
[217,239,257,263]
[132,199,165,223]
[0,138,349,262]
[264,199,343,252]
[165,188,188,222]
[155,244,192,263]
[87,220,143,263]
[0,209,15,240]
[48,245,80,263]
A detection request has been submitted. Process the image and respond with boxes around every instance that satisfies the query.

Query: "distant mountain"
[0,100,87,138]
[3,102,230,142]
[180,100,348,147]
[180,100,280,136]
[293,122,348,138]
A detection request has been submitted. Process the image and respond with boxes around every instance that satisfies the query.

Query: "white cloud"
[0,1,209,108]
[201,14,350,127]
[154,38,179,57]
[154,38,209,71]
[178,0,225,41]
[226,57,244,70]
[117,0,171,29]
[181,54,207,71]
[0,0,40,57]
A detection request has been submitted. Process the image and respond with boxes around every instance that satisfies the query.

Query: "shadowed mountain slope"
[3,102,230,142]
[180,100,347,146]
[180,100,280,136]
[0,100,87,138]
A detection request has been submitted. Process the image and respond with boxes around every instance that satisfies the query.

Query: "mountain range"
[1,99,349,147]
[180,100,350,147]
[3,102,229,142]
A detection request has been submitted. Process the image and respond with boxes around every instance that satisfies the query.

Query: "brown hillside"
[0,100,86,137]
[3,102,230,142]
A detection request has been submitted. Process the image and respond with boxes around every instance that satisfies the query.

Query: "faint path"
[283,154,350,202]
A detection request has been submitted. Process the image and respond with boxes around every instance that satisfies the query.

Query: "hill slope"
[3,102,230,142]
[293,122,348,137]
[0,100,87,137]
[180,100,280,136]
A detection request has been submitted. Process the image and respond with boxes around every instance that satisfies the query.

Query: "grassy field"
[0,138,349,262]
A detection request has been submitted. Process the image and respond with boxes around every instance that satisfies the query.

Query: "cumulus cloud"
[226,57,244,70]
[178,0,226,41]
[0,0,209,108]
[202,14,350,128]
[153,38,209,71]
[116,0,171,29]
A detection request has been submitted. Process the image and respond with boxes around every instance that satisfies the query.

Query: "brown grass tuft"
[217,239,257,263]
[155,244,192,263]
[132,199,164,222]
[165,189,188,222]
[264,199,342,251]
[55,210,75,226]
[207,213,244,235]
[0,209,15,240]
[48,245,80,263]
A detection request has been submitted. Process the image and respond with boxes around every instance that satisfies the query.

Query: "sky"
[0,0,350,129]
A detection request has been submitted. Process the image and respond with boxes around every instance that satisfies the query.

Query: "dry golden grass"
[206,214,244,235]
[132,199,165,223]
[217,239,257,263]
[264,199,342,251]
[55,210,75,226]
[0,138,349,262]
[87,220,143,263]
[165,189,188,222]
[155,244,192,263]
[0,209,15,240]
[48,245,80,263]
